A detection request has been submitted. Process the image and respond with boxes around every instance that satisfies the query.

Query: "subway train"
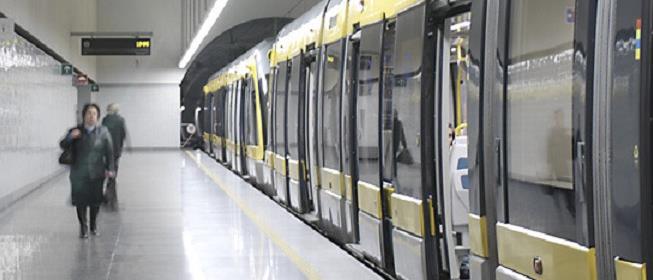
[197,0,653,279]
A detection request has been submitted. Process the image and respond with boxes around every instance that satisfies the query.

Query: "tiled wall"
[0,34,77,205]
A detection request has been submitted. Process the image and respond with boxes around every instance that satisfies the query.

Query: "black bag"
[396,147,414,165]
[59,148,74,165]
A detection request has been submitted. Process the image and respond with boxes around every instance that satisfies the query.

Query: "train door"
[238,79,249,176]
[274,61,290,204]
[354,17,399,274]
[217,89,227,163]
[320,38,350,241]
[433,8,480,279]
[303,47,319,216]
[388,3,452,280]
[592,0,653,278]
[202,94,212,153]
[210,92,218,159]
[463,0,502,278]
[227,83,235,168]
[491,0,596,279]
[206,93,215,157]
[233,81,241,172]
[288,55,310,213]
[224,85,233,168]
[245,76,260,183]
[344,33,360,244]
[263,70,277,196]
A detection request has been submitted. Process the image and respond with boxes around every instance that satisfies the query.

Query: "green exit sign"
[61,64,73,75]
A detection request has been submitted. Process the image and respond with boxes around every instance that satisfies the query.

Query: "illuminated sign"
[81,38,151,55]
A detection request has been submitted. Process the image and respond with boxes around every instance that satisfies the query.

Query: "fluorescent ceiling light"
[178,0,230,69]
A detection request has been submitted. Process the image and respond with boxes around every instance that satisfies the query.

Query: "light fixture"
[178,0,230,69]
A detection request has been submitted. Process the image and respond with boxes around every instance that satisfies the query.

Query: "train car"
[203,40,273,186]
[268,1,328,214]
[466,0,653,279]
[200,0,653,279]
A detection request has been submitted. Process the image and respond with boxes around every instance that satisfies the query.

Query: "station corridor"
[0,151,381,280]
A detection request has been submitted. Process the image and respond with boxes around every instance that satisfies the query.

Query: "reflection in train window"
[392,8,423,199]
[323,42,343,170]
[260,77,268,148]
[225,85,232,142]
[381,23,396,183]
[357,23,383,185]
[507,0,574,189]
[287,57,301,159]
[275,62,288,155]
[246,79,258,147]
[216,89,226,139]
[506,0,577,241]
[343,39,356,175]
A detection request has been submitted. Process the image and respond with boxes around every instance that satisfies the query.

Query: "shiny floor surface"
[0,150,382,280]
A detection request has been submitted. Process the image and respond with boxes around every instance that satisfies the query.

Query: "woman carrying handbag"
[59,103,115,238]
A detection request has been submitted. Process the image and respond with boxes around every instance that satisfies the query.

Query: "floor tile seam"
[185,151,321,280]
[104,223,123,280]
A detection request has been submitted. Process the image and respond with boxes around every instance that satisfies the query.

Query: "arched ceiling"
[179,17,292,122]
[179,0,321,123]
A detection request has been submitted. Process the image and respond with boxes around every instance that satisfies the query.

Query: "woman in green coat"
[60,104,115,238]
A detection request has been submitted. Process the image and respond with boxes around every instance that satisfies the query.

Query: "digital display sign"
[81,38,151,55]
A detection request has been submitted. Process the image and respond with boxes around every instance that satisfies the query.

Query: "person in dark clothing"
[393,110,408,154]
[102,103,127,211]
[60,103,115,238]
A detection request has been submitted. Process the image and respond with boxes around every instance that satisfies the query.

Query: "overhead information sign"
[81,38,151,55]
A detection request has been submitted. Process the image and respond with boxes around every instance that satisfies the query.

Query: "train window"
[382,22,396,183]
[275,63,288,155]
[322,41,343,170]
[506,0,576,240]
[246,78,258,146]
[392,7,423,198]
[215,89,223,138]
[287,57,301,159]
[343,39,357,175]
[260,77,268,148]
[357,23,383,185]
[235,81,242,146]
[225,85,231,141]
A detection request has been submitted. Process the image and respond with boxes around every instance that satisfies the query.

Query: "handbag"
[58,147,74,165]
[59,129,77,165]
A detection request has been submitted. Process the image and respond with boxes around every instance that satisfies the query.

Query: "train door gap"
[437,11,473,280]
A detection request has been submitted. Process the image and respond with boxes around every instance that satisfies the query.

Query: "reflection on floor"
[0,150,382,280]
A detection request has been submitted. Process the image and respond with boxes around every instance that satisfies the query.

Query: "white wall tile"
[0,35,77,198]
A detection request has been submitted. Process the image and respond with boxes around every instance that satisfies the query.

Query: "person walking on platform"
[60,103,115,238]
[102,103,127,211]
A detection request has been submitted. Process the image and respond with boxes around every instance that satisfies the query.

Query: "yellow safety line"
[185,151,321,280]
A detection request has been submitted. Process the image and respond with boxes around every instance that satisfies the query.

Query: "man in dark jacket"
[102,103,127,211]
